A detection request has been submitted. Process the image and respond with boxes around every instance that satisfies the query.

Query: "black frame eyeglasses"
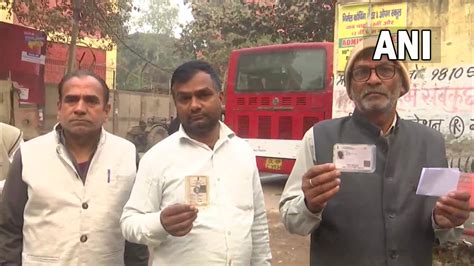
[351,64,399,82]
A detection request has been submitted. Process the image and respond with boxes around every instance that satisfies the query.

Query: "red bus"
[224,42,334,177]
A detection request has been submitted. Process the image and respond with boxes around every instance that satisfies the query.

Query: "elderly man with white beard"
[279,37,471,266]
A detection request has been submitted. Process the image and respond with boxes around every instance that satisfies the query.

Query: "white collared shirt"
[121,122,271,265]
[381,115,397,136]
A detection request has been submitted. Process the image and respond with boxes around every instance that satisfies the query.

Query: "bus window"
[235,49,326,92]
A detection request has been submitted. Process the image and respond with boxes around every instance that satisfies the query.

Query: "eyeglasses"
[351,64,398,82]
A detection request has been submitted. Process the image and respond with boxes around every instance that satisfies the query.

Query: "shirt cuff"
[282,195,324,236]
[431,210,440,229]
[142,211,169,243]
[301,197,324,218]
[432,209,464,244]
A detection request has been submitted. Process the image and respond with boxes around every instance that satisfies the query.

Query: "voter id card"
[333,144,376,173]
[185,175,209,207]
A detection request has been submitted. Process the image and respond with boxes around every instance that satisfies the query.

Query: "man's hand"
[433,191,471,229]
[302,163,341,213]
[160,204,198,237]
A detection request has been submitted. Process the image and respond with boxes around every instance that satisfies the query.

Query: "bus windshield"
[235,49,326,92]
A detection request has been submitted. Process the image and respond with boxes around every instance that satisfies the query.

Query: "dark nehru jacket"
[310,111,447,266]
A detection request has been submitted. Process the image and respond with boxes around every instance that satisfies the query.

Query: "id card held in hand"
[333,144,376,173]
[185,175,209,207]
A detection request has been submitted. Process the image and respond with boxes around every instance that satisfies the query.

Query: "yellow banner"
[0,9,13,23]
[336,2,408,71]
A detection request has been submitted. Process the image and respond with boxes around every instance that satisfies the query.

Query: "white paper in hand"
[416,168,460,197]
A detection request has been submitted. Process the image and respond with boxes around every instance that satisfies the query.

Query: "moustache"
[361,87,389,98]
[189,113,206,120]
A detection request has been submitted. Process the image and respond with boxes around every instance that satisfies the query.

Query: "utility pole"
[66,0,82,74]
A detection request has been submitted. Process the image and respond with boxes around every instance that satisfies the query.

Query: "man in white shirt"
[121,60,272,265]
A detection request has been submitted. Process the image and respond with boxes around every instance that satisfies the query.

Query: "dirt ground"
[262,178,310,265]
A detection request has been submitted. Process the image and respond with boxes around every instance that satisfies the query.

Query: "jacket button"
[80,235,88,243]
[82,203,88,209]
[389,250,399,259]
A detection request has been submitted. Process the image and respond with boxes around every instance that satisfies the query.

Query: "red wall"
[44,43,107,85]
[0,22,46,104]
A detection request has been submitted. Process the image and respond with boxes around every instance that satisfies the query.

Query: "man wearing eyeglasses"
[279,37,471,266]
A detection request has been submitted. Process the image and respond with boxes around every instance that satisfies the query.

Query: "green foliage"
[117,33,191,91]
[132,0,179,37]
[177,0,336,76]
[117,0,187,91]
[0,0,133,50]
